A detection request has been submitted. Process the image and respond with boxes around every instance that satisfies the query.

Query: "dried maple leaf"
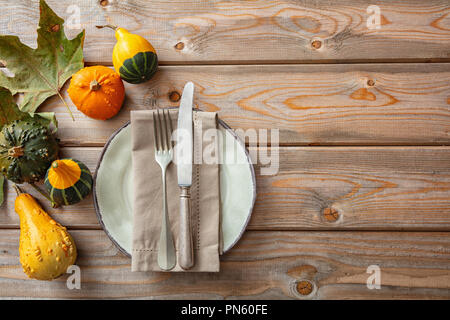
[0,87,56,130]
[0,0,85,120]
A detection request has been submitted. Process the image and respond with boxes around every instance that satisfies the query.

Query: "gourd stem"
[90,80,101,91]
[29,183,58,208]
[13,184,22,195]
[8,146,24,158]
[51,160,69,174]
[57,92,75,122]
[95,24,118,31]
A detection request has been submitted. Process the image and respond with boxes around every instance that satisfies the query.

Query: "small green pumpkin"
[44,158,92,206]
[0,120,59,184]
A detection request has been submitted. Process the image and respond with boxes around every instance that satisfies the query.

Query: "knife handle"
[179,186,194,270]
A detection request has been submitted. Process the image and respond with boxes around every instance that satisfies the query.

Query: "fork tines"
[152,109,173,151]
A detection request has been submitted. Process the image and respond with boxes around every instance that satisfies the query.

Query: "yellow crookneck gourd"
[14,185,77,280]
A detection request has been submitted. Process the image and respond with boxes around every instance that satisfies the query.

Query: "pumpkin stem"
[13,184,22,195]
[51,160,69,172]
[90,80,101,91]
[95,24,118,31]
[8,146,24,158]
[29,183,59,208]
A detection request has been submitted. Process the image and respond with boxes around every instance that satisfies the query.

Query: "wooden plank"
[0,229,448,299]
[35,63,450,146]
[1,146,449,230]
[1,1,449,64]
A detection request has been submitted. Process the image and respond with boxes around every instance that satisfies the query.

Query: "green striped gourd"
[44,159,92,206]
[110,27,158,84]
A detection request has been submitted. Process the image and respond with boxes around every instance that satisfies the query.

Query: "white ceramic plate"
[93,119,256,256]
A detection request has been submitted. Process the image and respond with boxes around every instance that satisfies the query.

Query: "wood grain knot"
[169,91,181,102]
[323,207,339,222]
[100,0,109,6]
[311,40,322,49]
[175,42,185,50]
[367,79,376,87]
[287,264,317,279]
[296,280,314,296]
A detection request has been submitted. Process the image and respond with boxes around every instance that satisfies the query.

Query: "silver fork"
[153,109,176,271]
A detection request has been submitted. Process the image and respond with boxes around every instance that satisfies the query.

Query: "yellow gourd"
[97,24,158,84]
[14,185,77,280]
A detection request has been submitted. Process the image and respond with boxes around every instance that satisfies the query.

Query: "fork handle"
[179,186,194,270]
[157,169,176,271]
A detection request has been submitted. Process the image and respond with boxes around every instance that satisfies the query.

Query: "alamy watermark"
[366,265,381,289]
[367,5,382,30]
[64,1,116,30]
[173,121,279,176]
[66,265,81,290]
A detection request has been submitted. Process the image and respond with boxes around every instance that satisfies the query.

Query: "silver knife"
[177,82,194,270]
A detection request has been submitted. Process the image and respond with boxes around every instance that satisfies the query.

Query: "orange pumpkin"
[68,66,125,120]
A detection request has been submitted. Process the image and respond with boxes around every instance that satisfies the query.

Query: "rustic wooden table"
[1,0,449,299]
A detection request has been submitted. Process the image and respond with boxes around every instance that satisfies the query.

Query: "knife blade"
[177,81,194,270]
[177,82,194,186]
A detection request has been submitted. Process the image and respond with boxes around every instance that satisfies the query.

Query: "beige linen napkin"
[131,109,221,272]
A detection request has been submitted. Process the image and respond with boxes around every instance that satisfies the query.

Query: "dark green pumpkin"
[0,120,59,184]
[44,158,92,206]
[119,51,158,84]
